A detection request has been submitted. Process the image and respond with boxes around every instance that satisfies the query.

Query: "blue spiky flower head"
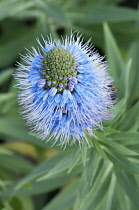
[15,33,114,147]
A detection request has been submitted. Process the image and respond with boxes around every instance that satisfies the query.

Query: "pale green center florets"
[41,47,77,91]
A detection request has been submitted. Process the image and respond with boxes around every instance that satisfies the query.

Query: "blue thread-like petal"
[15,34,114,147]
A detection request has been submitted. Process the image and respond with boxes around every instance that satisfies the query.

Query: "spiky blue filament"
[15,33,114,147]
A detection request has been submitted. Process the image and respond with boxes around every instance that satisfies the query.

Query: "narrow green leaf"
[116,170,139,209]
[81,143,88,167]
[106,173,117,210]
[15,150,78,190]
[88,135,107,159]
[126,40,139,106]
[38,12,49,37]
[79,150,103,204]
[68,148,81,173]
[68,6,138,24]
[117,58,133,104]
[99,138,139,156]
[119,101,139,131]
[0,148,13,156]
[3,171,80,197]
[116,183,133,210]
[87,150,103,185]
[37,151,74,181]
[0,154,34,174]
[13,196,34,210]
[92,194,111,210]
[93,0,124,5]
[79,167,91,203]
[0,93,15,104]
[123,59,132,102]
[0,23,40,68]
[106,98,126,127]
[0,0,35,21]
[13,9,41,19]
[0,116,54,148]
[40,180,79,210]
[103,22,123,83]
[0,68,14,85]
[1,200,13,210]
[106,151,139,174]
[35,0,71,27]
[107,132,139,146]
[81,162,113,209]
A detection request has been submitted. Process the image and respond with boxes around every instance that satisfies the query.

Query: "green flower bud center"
[41,47,77,91]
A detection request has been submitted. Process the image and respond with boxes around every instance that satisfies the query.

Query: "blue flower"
[15,33,114,147]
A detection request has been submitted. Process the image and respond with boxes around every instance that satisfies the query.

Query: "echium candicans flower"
[15,33,114,147]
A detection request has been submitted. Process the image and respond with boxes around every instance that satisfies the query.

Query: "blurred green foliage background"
[0,0,139,209]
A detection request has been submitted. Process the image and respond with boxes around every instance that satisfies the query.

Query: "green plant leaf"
[103,22,124,83]
[68,6,138,24]
[0,0,35,21]
[106,173,117,210]
[126,40,139,106]
[99,138,139,157]
[81,161,113,209]
[106,98,126,127]
[0,153,34,174]
[37,148,80,181]
[107,131,139,146]
[0,116,55,148]
[0,68,14,85]
[0,148,13,156]
[115,182,133,210]
[81,143,88,167]
[68,148,81,173]
[0,93,15,104]
[88,135,107,159]
[119,58,132,104]
[79,166,91,203]
[118,101,139,131]
[3,170,80,197]
[40,180,79,210]
[106,151,139,174]
[15,150,81,190]
[79,150,103,204]
[35,0,71,27]
[93,0,125,5]
[116,170,139,209]
[0,23,40,68]
[86,150,103,185]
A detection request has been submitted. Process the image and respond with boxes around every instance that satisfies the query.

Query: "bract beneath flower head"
[15,33,115,147]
